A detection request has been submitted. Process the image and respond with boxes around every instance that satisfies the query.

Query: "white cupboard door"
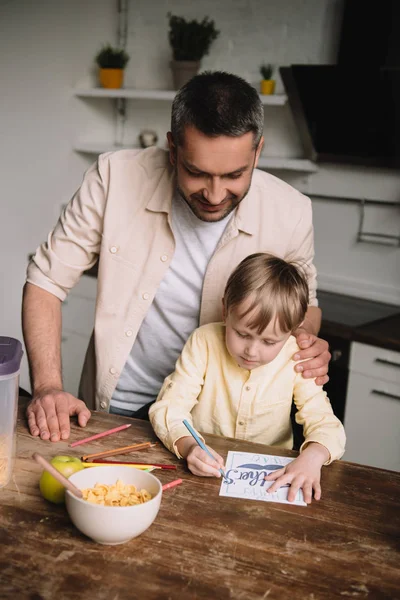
[61,333,89,398]
[344,372,400,471]
[62,294,95,337]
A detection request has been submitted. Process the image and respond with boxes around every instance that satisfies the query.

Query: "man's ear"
[254,136,264,168]
[167,132,176,166]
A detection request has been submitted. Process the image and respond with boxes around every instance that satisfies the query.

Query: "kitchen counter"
[318,290,400,351]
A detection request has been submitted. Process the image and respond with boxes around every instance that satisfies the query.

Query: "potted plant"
[95,44,130,89]
[259,63,275,95]
[168,13,220,89]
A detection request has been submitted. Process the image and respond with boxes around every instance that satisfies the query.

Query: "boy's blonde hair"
[224,253,309,334]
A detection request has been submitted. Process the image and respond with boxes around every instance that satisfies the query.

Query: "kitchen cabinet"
[344,341,400,471]
[61,276,97,396]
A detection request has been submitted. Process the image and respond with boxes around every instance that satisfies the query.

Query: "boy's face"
[224,299,291,370]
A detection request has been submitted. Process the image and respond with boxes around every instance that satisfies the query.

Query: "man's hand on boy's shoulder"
[292,329,331,386]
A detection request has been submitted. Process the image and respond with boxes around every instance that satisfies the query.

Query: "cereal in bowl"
[82,479,152,507]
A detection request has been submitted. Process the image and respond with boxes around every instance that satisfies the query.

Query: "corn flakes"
[82,479,152,507]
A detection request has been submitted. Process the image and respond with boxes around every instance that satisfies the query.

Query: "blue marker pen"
[183,419,226,479]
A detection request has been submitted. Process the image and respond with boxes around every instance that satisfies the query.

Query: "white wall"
[0,0,115,389]
[1,0,399,391]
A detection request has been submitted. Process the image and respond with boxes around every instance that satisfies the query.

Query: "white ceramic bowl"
[65,466,162,545]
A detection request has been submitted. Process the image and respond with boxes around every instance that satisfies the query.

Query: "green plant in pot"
[95,44,130,89]
[168,13,220,89]
[259,63,275,95]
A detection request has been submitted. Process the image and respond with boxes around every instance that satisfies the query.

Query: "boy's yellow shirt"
[149,323,346,463]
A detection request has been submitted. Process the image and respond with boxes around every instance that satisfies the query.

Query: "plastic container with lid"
[0,337,23,488]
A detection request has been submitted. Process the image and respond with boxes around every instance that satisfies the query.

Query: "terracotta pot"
[260,79,276,95]
[170,61,201,90]
[99,68,124,89]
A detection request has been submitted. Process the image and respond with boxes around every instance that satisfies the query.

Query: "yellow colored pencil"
[82,462,159,471]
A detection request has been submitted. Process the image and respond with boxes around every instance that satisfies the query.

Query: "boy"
[149,254,345,503]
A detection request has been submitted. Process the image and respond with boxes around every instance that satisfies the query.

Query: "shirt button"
[100,401,107,409]
[142,292,150,300]
[238,420,245,426]
[245,385,251,391]
[168,382,173,388]
[160,255,168,262]
[110,246,118,254]
[110,367,117,375]
[125,330,133,337]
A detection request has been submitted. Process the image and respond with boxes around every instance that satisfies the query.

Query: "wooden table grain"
[1,402,399,600]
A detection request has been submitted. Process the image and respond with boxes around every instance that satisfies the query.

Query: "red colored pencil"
[69,423,132,447]
[162,479,183,491]
[91,458,177,470]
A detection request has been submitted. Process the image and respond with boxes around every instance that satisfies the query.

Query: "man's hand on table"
[292,329,331,386]
[26,388,91,442]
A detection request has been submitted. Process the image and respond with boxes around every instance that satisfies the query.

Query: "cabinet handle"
[331,349,342,362]
[374,358,400,369]
[371,389,400,401]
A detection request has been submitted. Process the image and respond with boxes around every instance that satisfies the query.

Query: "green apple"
[39,455,84,504]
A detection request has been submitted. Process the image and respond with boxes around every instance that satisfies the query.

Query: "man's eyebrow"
[182,160,250,177]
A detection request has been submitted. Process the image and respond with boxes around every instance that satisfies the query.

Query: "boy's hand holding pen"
[176,421,226,478]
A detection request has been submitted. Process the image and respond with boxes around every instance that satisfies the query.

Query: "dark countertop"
[318,290,400,351]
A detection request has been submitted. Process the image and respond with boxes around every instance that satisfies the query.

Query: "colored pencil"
[69,423,131,448]
[162,479,183,491]
[82,441,154,462]
[90,459,177,470]
[82,462,160,470]
[183,419,226,479]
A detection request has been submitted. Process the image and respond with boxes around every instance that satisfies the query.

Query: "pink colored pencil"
[162,479,183,491]
[69,423,132,447]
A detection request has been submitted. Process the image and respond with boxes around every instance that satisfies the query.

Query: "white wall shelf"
[73,87,287,106]
[258,156,317,172]
[74,142,136,154]
[72,87,320,173]
[74,142,317,172]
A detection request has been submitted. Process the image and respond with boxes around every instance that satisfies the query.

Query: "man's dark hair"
[171,71,264,149]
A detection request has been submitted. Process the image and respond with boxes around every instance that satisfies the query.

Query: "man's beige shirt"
[27,148,318,411]
[149,323,345,463]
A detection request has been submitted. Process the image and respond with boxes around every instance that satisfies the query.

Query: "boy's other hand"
[292,330,331,386]
[26,388,91,442]
[264,443,329,504]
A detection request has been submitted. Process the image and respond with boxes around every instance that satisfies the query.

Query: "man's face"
[167,126,264,222]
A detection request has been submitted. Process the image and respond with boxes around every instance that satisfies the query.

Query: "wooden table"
[1,403,399,600]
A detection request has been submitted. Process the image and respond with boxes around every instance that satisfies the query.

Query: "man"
[23,71,330,442]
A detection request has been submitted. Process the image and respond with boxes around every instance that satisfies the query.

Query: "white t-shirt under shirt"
[110,193,232,412]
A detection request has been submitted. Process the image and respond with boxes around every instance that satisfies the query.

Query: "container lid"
[0,337,23,376]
